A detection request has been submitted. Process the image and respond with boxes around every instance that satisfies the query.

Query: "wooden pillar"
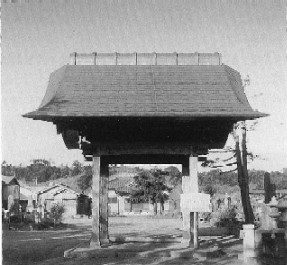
[181,156,199,248]
[90,156,110,248]
[99,159,109,246]
[90,156,101,248]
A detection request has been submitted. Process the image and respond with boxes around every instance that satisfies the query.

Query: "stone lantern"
[276,199,287,228]
[268,196,280,229]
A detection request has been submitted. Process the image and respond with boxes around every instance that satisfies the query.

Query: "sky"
[1,0,287,171]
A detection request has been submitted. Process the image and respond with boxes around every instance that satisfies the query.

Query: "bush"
[9,202,19,215]
[50,203,65,225]
[210,206,238,227]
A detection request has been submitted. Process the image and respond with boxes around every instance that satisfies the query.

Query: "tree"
[203,184,217,197]
[77,174,92,193]
[77,166,92,192]
[164,166,182,186]
[60,165,71,178]
[50,203,65,226]
[71,160,83,176]
[233,122,255,223]
[1,161,14,176]
[201,122,256,224]
[130,169,172,215]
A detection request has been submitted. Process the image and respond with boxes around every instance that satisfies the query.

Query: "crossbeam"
[84,154,190,164]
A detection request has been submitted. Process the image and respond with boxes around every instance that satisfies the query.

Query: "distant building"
[18,184,37,212]
[249,188,287,198]
[108,176,170,215]
[2,176,20,210]
[37,183,90,218]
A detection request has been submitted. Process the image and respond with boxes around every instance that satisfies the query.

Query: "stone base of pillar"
[181,230,194,248]
[182,211,190,230]
[90,240,101,249]
[90,240,110,249]
[100,239,110,247]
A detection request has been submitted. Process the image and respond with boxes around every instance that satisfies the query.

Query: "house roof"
[23,64,266,121]
[1,176,19,185]
[37,183,78,195]
[20,186,36,200]
[109,177,134,193]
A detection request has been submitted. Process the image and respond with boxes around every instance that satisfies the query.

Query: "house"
[37,183,90,218]
[108,177,133,215]
[19,185,36,212]
[108,176,170,215]
[2,176,20,210]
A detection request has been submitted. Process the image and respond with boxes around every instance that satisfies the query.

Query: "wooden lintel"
[82,142,208,156]
[84,154,189,165]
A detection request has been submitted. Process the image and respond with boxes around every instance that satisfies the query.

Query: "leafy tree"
[1,161,14,176]
[164,166,182,186]
[31,159,51,167]
[202,184,217,197]
[71,160,83,176]
[201,122,256,224]
[233,122,255,224]
[77,166,93,192]
[77,174,92,193]
[9,202,19,215]
[50,203,65,225]
[60,165,71,178]
[130,169,172,215]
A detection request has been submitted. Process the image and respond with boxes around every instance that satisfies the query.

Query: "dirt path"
[3,216,280,265]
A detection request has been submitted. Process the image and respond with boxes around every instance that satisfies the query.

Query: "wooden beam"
[90,156,101,248]
[189,156,199,193]
[99,158,109,246]
[181,156,199,248]
[84,154,190,165]
[81,142,208,156]
[190,156,199,248]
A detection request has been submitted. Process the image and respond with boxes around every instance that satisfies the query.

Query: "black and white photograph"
[1,1,287,264]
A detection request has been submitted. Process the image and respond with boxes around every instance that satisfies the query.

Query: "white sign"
[180,193,211,213]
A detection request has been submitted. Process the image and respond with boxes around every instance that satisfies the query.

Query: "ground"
[1,216,283,265]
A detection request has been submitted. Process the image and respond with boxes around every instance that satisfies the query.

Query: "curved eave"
[23,110,268,122]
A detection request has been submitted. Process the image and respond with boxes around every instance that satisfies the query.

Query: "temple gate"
[24,52,265,248]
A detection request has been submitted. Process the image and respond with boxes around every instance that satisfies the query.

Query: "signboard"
[180,193,211,213]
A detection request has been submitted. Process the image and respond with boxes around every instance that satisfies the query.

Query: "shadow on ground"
[37,235,247,265]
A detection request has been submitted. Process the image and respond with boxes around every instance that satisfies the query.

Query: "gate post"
[100,158,109,246]
[181,156,199,248]
[90,156,101,248]
[90,155,110,248]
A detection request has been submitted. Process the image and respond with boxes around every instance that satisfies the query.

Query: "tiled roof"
[23,65,266,120]
[109,177,134,193]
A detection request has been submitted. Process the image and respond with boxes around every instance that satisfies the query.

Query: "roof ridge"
[70,52,222,66]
